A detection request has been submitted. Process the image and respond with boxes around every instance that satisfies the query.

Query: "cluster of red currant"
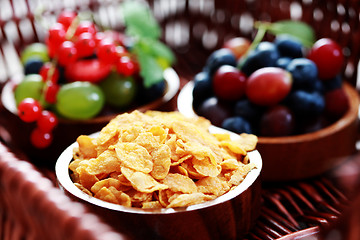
[17,10,140,148]
[18,99,58,148]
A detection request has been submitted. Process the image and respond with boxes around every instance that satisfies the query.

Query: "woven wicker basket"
[0,0,359,239]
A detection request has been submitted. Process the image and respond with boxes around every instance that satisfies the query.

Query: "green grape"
[14,74,45,106]
[21,43,50,65]
[55,81,105,120]
[99,72,137,108]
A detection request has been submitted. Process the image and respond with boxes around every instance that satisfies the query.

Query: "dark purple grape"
[260,105,295,136]
[196,97,232,127]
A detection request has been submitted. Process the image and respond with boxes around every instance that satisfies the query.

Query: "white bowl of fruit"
[0,3,180,167]
[177,21,360,181]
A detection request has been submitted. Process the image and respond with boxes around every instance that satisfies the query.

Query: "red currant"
[47,23,66,49]
[96,39,118,64]
[57,11,77,30]
[39,62,59,83]
[308,38,344,80]
[75,21,97,36]
[44,82,60,104]
[18,98,42,122]
[37,110,58,132]
[30,128,53,149]
[75,32,96,58]
[57,41,78,66]
[116,56,136,76]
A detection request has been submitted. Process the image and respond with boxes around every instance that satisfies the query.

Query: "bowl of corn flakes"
[56,110,262,240]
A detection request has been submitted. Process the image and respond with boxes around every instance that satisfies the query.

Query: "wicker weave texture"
[0,0,359,83]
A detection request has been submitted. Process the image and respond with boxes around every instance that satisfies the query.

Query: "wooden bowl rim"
[55,127,262,215]
[1,68,180,125]
[177,81,359,144]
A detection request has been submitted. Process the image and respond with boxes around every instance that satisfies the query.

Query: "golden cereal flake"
[150,144,171,180]
[161,173,197,194]
[167,192,215,208]
[85,149,121,175]
[121,167,168,193]
[114,142,153,174]
[196,176,230,196]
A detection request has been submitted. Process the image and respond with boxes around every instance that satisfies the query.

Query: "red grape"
[260,105,295,136]
[223,37,251,59]
[246,67,292,106]
[325,88,349,119]
[213,65,247,101]
[308,38,344,80]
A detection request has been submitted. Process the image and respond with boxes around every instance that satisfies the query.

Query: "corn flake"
[70,110,257,209]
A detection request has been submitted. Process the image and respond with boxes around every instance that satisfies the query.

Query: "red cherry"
[57,11,77,30]
[246,67,292,106]
[30,128,53,149]
[213,65,247,101]
[37,110,58,132]
[18,98,43,122]
[57,41,78,66]
[308,38,344,80]
[39,62,59,83]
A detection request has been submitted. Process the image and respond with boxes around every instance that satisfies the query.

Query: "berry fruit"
[30,128,53,149]
[18,98,43,122]
[213,65,247,101]
[246,67,292,106]
[308,38,344,80]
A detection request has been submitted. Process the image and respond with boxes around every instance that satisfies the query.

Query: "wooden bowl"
[55,127,262,240]
[0,68,180,168]
[177,81,360,182]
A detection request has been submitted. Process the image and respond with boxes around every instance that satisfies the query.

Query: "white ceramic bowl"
[55,127,262,240]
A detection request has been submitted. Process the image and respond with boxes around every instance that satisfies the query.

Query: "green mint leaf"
[120,1,161,39]
[266,20,315,47]
[134,43,164,88]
